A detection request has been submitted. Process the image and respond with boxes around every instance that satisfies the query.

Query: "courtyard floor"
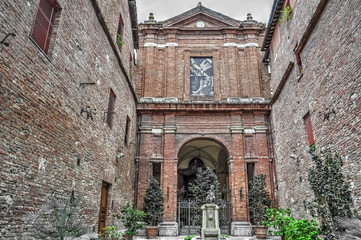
[134,236,282,240]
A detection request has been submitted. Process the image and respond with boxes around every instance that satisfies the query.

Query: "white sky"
[136,0,274,25]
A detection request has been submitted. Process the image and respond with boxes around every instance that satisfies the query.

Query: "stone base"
[158,222,178,236]
[231,222,253,236]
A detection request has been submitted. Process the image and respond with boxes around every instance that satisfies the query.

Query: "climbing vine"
[307,147,352,239]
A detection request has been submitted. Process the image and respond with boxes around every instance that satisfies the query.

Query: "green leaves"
[307,149,352,237]
[279,5,292,23]
[263,208,320,239]
[248,174,271,225]
[116,203,146,237]
[144,177,164,226]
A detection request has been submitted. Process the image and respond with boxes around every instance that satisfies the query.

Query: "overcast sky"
[137,0,274,25]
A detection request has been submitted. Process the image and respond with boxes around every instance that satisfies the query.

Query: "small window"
[303,112,315,146]
[152,163,161,183]
[30,0,60,54]
[106,89,116,127]
[294,43,303,75]
[124,116,130,146]
[116,14,124,50]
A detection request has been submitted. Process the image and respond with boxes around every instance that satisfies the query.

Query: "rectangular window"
[303,112,315,146]
[124,116,130,146]
[190,57,214,96]
[106,89,116,127]
[152,163,161,183]
[30,0,60,54]
[294,43,303,75]
[116,14,124,50]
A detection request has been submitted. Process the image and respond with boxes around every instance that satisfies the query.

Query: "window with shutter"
[303,112,315,146]
[124,116,130,146]
[30,0,60,54]
[106,89,116,127]
[116,14,124,50]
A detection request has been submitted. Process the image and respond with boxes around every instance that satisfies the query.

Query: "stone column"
[229,126,253,236]
[158,124,178,236]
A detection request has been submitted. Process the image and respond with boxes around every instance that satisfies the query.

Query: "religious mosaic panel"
[190,57,214,96]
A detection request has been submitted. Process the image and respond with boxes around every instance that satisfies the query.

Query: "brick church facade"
[0,0,360,238]
[134,3,275,234]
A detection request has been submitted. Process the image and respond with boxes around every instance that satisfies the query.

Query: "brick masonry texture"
[0,0,137,238]
[134,5,275,224]
[267,0,361,218]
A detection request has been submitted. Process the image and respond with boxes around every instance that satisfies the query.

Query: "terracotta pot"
[145,226,158,239]
[253,225,268,239]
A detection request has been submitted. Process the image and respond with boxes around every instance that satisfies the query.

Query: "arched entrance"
[176,138,231,234]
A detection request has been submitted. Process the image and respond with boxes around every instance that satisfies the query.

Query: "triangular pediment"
[161,3,241,28]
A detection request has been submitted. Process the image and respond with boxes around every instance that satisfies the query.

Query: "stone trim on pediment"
[160,3,241,28]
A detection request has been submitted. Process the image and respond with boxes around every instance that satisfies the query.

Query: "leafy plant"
[221,233,228,239]
[23,194,92,240]
[263,208,293,236]
[284,218,321,240]
[188,167,222,205]
[248,174,271,225]
[279,5,292,23]
[144,177,164,226]
[188,167,224,225]
[184,235,194,240]
[98,226,125,240]
[263,208,320,240]
[307,148,352,238]
[117,33,124,48]
[115,203,146,237]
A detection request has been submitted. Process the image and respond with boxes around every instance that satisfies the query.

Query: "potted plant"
[143,177,164,239]
[116,203,146,240]
[248,174,271,239]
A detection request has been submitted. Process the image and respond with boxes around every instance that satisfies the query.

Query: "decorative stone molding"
[226,97,269,104]
[144,42,179,48]
[244,128,255,134]
[254,126,268,133]
[152,128,163,134]
[223,42,259,48]
[139,97,179,103]
[229,126,244,133]
[163,126,177,133]
[138,126,153,133]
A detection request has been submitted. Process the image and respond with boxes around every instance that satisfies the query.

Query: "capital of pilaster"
[254,126,268,133]
[229,126,244,133]
[163,126,177,133]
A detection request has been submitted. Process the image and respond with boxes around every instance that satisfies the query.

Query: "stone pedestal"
[158,222,178,236]
[231,222,253,236]
[201,204,221,240]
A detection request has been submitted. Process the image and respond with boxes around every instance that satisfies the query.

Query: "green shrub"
[115,203,146,237]
[263,208,321,240]
[98,226,125,240]
[144,177,164,226]
[263,208,293,236]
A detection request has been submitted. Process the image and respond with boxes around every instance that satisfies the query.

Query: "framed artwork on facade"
[190,57,214,96]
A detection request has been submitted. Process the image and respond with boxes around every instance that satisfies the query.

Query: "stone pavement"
[134,236,282,240]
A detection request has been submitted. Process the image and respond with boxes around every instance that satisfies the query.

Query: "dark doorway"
[98,182,110,233]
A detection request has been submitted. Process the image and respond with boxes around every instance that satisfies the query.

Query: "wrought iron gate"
[177,200,232,235]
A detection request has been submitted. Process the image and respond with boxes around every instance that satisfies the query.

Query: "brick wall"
[267,0,361,218]
[0,0,137,238]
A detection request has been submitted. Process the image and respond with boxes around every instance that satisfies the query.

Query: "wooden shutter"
[30,0,56,53]
[106,89,116,126]
[304,113,315,146]
[124,116,130,146]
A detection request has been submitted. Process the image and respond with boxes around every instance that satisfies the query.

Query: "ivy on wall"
[307,147,352,239]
